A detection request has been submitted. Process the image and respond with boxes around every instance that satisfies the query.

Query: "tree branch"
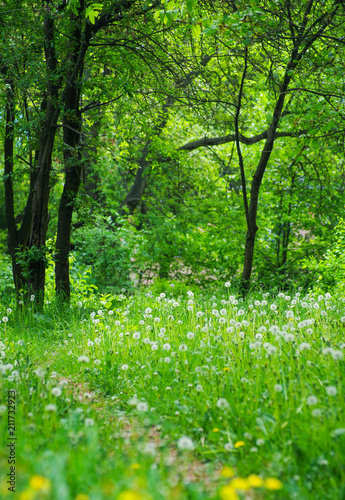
[178,129,308,151]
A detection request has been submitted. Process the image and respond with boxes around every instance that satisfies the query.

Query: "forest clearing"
[1,0,345,498]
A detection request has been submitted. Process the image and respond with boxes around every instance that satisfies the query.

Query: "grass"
[0,283,344,500]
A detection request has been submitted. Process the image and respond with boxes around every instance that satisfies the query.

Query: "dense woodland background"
[1,0,345,302]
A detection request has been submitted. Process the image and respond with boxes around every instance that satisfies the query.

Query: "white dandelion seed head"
[177,436,194,451]
[298,342,311,351]
[78,355,90,363]
[326,386,337,396]
[216,398,229,409]
[136,401,148,412]
[307,395,318,405]
[45,404,57,412]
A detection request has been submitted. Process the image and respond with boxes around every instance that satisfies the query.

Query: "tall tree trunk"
[25,10,61,305]
[3,77,26,292]
[55,19,91,302]
[239,9,336,291]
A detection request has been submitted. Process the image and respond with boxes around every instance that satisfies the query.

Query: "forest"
[0,1,344,499]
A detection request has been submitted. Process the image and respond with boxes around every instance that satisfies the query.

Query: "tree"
[171,0,345,290]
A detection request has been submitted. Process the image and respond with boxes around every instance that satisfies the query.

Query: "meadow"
[0,281,344,500]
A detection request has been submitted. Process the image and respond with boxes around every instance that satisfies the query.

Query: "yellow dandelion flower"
[117,490,142,500]
[75,494,90,500]
[19,490,35,500]
[213,428,220,432]
[247,474,264,488]
[230,478,250,491]
[29,475,51,491]
[221,466,235,478]
[234,441,245,448]
[130,463,141,469]
[265,478,283,490]
[223,368,230,371]
[219,484,239,500]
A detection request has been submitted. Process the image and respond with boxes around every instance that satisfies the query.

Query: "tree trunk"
[55,19,91,302]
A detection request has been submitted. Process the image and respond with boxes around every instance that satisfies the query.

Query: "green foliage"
[72,216,136,294]
[303,218,345,293]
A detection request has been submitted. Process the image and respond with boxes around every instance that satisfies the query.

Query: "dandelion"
[51,387,62,397]
[179,343,188,352]
[163,343,171,351]
[94,359,101,365]
[85,418,95,426]
[33,368,46,377]
[225,282,231,287]
[78,355,90,363]
[177,436,194,450]
[234,441,245,448]
[326,386,337,396]
[332,350,343,360]
[30,475,51,491]
[133,332,140,340]
[221,466,235,478]
[186,332,194,339]
[45,404,57,412]
[307,395,318,405]
[269,325,280,334]
[219,484,239,500]
[2,317,8,323]
[143,442,156,456]
[136,401,148,412]
[256,438,265,446]
[312,409,322,417]
[164,357,171,363]
[247,475,264,487]
[299,342,311,351]
[274,384,283,392]
[196,384,203,392]
[121,364,129,370]
[216,398,229,409]
[266,345,277,355]
[265,478,283,490]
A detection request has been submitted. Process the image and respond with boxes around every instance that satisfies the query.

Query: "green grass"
[0,285,344,500]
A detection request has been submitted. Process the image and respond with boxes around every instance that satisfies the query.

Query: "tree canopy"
[1,0,345,302]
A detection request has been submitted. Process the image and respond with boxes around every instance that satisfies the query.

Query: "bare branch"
[179,129,308,151]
